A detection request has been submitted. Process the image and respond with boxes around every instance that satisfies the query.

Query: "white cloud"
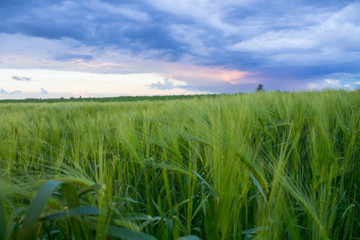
[229,3,360,65]
[149,78,187,90]
[40,88,48,94]
[0,88,22,95]
[0,33,256,94]
[307,77,357,91]
[325,78,342,88]
[230,31,317,51]
[0,68,211,99]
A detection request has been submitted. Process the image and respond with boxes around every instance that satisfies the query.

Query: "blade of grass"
[87,221,157,240]
[235,152,269,194]
[39,206,99,221]
[0,194,6,240]
[177,235,201,240]
[62,183,89,240]
[17,180,63,240]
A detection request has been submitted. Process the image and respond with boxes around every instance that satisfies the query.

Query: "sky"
[1,0,360,99]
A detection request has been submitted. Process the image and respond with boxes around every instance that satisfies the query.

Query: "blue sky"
[0,0,359,99]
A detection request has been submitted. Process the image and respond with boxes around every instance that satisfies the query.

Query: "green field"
[0,90,359,240]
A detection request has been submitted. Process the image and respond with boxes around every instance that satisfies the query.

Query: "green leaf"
[4,207,26,240]
[78,184,105,197]
[39,206,99,221]
[106,225,157,240]
[61,183,89,240]
[139,216,162,230]
[17,180,63,240]
[0,194,6,240]
[241,227,265,235]
[340,204,355,221]
[116,197,142,204]
[87,221,157,240]
[5,222,16,240]
[192,171,218,198]
[177,235,201,240]
[235,152,269,195]
[248,171,267,202]
[62,183,81,208]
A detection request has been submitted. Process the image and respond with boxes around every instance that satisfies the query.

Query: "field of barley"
[0,90,359,240]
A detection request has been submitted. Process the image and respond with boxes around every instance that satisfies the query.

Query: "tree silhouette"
[256,84,264,92]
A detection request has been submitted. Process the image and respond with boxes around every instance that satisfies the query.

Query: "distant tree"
[256,84,264,92]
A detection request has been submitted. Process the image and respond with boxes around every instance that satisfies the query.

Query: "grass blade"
[0,194,6,240]
[177,235,201,240]
[39,206,99,221]
[235,152,269,194]
[61,183,89,240]
[106,225,157,240]
[248,171,267,202]
[87,221,157,240]
[17,180,63,240]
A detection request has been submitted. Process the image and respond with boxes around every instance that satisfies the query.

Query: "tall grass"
[0,90,359,239]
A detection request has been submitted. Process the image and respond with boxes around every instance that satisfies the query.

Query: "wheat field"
[0,90,359,240]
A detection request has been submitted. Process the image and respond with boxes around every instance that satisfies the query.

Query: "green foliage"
[0,90,359,239]
[0,94,217,104]
[256,84,264,92]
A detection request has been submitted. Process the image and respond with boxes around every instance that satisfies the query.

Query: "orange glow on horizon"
[163,63,256,85]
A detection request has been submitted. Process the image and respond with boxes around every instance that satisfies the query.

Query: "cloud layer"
[0,0,359,97]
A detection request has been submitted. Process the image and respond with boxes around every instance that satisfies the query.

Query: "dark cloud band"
[12,76,31,81]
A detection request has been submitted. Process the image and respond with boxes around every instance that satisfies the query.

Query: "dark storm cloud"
[1,0,360,91]
[0,1,175,48]
[12,76,31,81]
